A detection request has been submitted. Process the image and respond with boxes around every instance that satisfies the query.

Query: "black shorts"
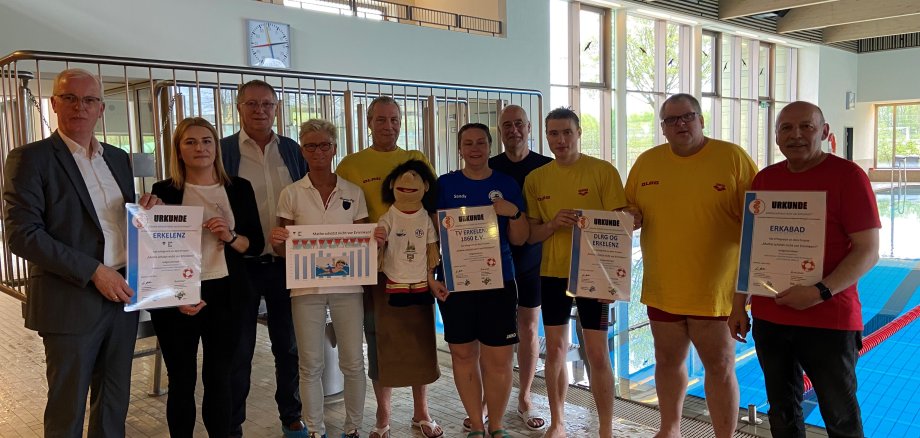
[438,280,519,347]
[540,276,610,331]
[515,264,542,308]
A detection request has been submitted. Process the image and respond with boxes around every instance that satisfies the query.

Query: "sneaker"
[309,433,327,438]
[282,420,309,438]
[342,429,360,438]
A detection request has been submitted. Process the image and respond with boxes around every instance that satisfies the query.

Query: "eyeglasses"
[55,94,103,107]
[302,142,334,152]
[661,112,698,126]
[241,100,278,112]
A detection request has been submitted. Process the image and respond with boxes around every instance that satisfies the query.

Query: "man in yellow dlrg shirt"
[524,107,626,438]
[625,94,756,438]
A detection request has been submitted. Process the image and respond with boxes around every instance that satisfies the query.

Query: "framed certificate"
[437,205,503,292]
[567,209,633,301]
[737,191,827,297]
[285,224,378,289]
[125,204,203,312]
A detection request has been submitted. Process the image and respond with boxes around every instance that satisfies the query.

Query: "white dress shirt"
[237,129,293,256]
[59,132,127,269]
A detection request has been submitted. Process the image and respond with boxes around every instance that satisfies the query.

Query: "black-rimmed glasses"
[661,112,698,126]
[302,142,334,152]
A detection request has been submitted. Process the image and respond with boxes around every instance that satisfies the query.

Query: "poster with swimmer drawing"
[285,224,378,289]
[737,191,826,297]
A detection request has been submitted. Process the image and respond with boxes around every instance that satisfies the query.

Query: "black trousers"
[40,301,138,438]
[151,276,236,438]
[230,259,302,433]
[753,318,864,438]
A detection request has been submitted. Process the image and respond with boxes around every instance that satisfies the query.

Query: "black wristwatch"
[224,230,238,245]
[815,282,832,301]
[510,209,523,220]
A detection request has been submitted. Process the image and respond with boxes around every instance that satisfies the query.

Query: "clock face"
[248,20,291,69]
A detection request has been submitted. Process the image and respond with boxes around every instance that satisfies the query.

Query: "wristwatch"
[510,209,523,220]
[815,282,832,301]
[224,230,239,245]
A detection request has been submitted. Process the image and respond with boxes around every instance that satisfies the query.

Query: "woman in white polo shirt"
[270,119,368,438]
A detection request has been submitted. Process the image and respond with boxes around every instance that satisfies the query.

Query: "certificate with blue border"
[438,205,502,292]
[567,209,633,301]
[285,224,378,290]
[125,204,203,311]
[737,191,826,297]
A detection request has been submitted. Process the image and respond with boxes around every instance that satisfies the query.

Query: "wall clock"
[248,20,291,69]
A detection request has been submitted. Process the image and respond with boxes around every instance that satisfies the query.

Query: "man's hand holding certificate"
[737,191,827,297]
[125,204,203,311]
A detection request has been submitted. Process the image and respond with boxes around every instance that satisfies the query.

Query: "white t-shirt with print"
[378,206,437,284]
[182,183,233,281]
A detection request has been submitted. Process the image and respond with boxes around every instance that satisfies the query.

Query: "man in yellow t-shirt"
[625,94,757,438]
[524,108,626,438]
[336,97,442,438]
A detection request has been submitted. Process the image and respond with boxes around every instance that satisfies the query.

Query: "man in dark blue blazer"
[220,80,309,438]
[3,69,159,437]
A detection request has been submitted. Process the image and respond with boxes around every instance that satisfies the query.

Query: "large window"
[711,34,795,168]
[876,103,920,168]
[550,0,614,162]
[625,14,690,168]
[549,5,797,171]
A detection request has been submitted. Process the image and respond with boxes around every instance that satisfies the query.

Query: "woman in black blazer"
[150,117,263,437]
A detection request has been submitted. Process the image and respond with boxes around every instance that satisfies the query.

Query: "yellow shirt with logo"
[524,154,627,278]
[336,147,430,223]
[625,139,757,317]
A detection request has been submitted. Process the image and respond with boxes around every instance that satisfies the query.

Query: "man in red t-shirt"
[728,101,880,438]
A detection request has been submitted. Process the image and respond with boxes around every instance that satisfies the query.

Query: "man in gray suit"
[3,68,158,437]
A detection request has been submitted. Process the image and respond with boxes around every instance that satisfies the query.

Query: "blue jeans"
[753,318,864,438]
[231,259,302,433]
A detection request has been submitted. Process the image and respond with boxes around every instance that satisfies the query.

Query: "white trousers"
[291,292,366,435]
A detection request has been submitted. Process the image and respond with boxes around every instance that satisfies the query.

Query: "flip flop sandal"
[489,430,511,438]
[462,415,489,432]
[467,433,486,438]
[517,407,547,431]
[369,425,389,438]
[411,418,444,438]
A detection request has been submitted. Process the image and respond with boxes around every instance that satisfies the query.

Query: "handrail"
[889,157,907,257]
[264,0,503,36]
[0,51,536,96]
[1,285,26,303]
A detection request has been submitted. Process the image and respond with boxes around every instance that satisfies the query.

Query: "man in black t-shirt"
[488,105,552,431]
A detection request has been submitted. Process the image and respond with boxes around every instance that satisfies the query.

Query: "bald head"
[499,105,531,153]
[777,101,825,128]
[775,100,829,172]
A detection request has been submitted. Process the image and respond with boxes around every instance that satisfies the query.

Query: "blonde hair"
[299,118,338,144]
[169,117,231,188]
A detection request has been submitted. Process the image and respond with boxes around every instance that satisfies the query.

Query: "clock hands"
[251,42,288,48]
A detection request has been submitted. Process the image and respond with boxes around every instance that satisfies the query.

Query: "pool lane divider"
[803,303,920,394]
